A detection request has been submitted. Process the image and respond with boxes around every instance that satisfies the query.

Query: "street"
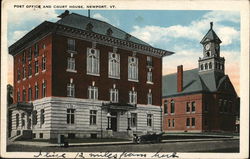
[7,139,239,153]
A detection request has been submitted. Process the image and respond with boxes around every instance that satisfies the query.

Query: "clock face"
[205,43,210,50]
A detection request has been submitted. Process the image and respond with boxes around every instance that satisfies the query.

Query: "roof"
[200,22,222,44]
[57,13,151,46]
[162,69,228,97]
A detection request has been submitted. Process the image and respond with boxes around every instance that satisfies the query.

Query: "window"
[67,109,75,124]
[128,56,138,81]
[40,109,45,125]
[110,88,119,103]
[42,56,46,71]
[204,103,208,112]
[87,48,100,75]
[16,114,19,128]
[186,102,190,112]
[204,118,208,126]
[17,68,21,81]
[218,99,223,112]
[147,92,152,105]
[168,119,171,127]
[200,64,204,70]
[22,89,26,102]
[67,57,76,71]
[89,110,97,125]
[131,113,137,127]
[147,114,152,127]
[88,86,98,100]
[28,63,32,77]
[147,56,153,67]
[191,102,196,113]
[22,66,26,79]
[35,84,39,99]
[32,111,37,125]
[209,62,212,69]
[35,60,39,74]
[229,101,233,113]
[170,100,175,114]
[67,83,75,97]
[186,118,190,127]
[109,52,120,78]
[223,100,228,112]
[28,87,32,101]
[129,90,137,104]
[205,63,208,70]
[172,119,175,128]
[21,113,25,127]
[67,39,75,51]
[147,70,153,83]
[164,100,168,114]
[17,91,20,102]
[34,43,39,57]
[28,48,32,61]
[42,81,46,98]
[191,118,195,127]
[22,51,26,63]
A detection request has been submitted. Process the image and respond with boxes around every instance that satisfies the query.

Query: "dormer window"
[125,34,131,40]
[106,28,113,36]
[86,23,93,31]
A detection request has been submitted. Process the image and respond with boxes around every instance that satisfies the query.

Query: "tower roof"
[200,22,222,44]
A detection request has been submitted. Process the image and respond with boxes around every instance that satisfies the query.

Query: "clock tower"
[198,22,225,74]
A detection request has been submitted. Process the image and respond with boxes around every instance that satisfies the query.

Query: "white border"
[1,0,249,158]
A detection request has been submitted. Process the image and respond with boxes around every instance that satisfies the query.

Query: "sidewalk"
[10,136,239,147]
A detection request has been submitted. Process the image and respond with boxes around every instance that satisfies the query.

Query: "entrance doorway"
[110,112,117,132]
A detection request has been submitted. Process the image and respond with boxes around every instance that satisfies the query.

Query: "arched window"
[170,100,175,114]
[87,48,100,75]
[200,64,204,70]
[109,52,120,78]
[205,63,208,70]
[209,62,212,69]
[128,56,138,81]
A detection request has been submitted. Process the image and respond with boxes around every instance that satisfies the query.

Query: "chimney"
[177,65,183,92]
[57,10,69,19]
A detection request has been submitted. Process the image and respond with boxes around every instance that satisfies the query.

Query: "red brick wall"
[13,34,53,103]
[162,92,237,132]
[52,34,162,106]
[162,93,203,132]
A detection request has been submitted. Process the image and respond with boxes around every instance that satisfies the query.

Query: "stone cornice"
[54,23,174,58]
[9,21,174,58]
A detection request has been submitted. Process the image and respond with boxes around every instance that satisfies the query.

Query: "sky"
[7,9,240,95]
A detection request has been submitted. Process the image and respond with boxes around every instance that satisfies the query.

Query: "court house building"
[9,11,173,139]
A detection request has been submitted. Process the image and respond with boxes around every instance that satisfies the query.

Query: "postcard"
[1,0,249,158]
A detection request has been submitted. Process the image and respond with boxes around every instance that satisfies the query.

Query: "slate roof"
[57,13,151,46]
[200,24,222,44]
[162,69,227,97]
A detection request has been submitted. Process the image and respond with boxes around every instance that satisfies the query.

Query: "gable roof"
[162,69,231,97]
[56,13,151,46]
[200,27,222,44]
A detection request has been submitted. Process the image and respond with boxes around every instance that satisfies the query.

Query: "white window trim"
[66,57,77,73]
[87,48,100,76]
[147,92,152,105]
[110,88,119,103]
[128,56,138,81]
[129,91,137,104]
[89,110,97,126]
[67,83,75,97]
[108,52,120,79]
[88,86,98,100]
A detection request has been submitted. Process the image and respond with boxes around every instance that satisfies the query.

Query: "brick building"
[162,22,239,132]
[8,11,173,139]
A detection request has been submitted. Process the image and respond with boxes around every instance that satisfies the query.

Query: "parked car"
[133,132,164,144]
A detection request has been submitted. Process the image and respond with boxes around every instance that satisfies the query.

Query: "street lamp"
[127,111,131,130]
[106,112,111,130]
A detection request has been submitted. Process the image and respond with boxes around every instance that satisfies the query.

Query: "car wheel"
[136,137,142,144]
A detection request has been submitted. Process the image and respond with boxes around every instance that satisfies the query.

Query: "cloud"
[9,30,29,45]
[92,13,110,23]
[8,9,58,26]
[130,11,240,47]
